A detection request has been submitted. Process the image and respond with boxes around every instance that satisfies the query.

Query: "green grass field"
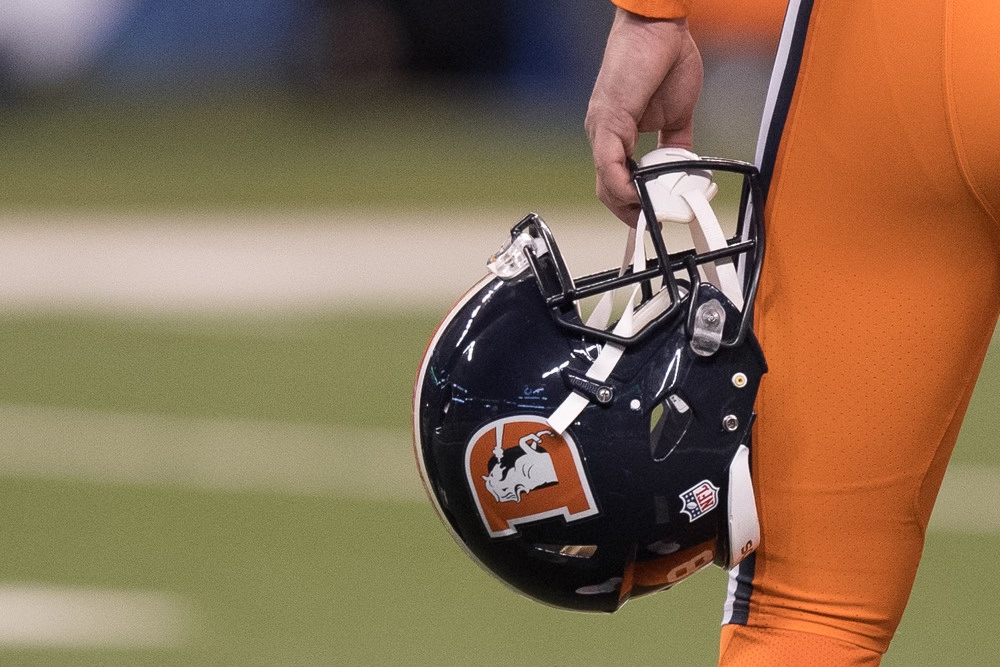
[0,95,997,665]
[0,94,600,212]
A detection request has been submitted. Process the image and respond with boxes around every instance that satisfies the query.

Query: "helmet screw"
[595,386,614,404]
[700,309,721,326]
[732,372,748,388]
[722,415,739,432]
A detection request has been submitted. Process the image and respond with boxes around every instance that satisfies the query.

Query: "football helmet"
[413,148,767,612]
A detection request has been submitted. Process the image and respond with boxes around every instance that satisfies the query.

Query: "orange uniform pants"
[719,0,1000,663]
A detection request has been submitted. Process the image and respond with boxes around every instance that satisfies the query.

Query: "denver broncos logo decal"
[465,415,598,538]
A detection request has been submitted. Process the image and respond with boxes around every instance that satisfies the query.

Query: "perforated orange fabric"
[720,625,882,667]
[727,0,1000,659]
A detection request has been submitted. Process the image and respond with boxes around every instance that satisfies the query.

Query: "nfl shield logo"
[679,480,720,522]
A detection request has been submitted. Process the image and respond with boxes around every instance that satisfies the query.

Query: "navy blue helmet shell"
[413,151,767,612]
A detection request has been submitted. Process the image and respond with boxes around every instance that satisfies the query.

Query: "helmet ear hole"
[650,393,694,462]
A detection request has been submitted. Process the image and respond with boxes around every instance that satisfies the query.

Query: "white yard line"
[0,402,994,532]
[0,210,659,314]
[0,584,191,648]
[0,403,425,502]
[928,463,1000,534]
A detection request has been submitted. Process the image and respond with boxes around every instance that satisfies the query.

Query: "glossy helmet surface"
[413,149,767,612]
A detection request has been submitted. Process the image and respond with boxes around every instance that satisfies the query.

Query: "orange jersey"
[612,0,1000,663]
[724,0,1000,663]
[614,0,787,49]
[611,0,691,20]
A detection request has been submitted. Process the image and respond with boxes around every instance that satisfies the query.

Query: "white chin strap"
[547,148,744,435]
[546,211,647,434]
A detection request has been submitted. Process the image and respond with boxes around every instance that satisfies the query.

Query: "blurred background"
[0,1,997,665]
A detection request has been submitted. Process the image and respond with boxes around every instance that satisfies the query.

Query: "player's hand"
[585,9,703,225]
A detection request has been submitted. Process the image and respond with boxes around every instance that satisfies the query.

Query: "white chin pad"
[726,444,760,569]
[639,147,718,225]
[637,147,744,310]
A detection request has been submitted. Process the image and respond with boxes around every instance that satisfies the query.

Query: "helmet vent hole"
[534,544,598,560]
[649,404,664,433]
[650,393,694,462]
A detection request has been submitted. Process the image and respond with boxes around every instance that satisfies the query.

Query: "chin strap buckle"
[561,369,615,405]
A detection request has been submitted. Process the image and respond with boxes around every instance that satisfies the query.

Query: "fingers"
[596,168,642,227]
[587,121,641,225]
[586,10,702,225]
[649,31,703,150]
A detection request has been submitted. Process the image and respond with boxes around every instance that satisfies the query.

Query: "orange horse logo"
[465,416,599,538]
